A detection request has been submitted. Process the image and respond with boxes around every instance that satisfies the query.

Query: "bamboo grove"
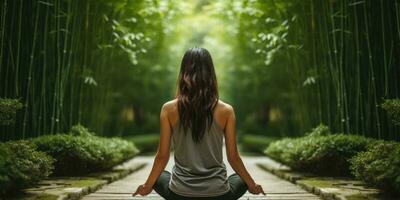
[1,0,399,142]
[0,0,179,140]
[217,0,400,140]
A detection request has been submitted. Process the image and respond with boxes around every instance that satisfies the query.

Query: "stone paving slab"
[83,155,320,200]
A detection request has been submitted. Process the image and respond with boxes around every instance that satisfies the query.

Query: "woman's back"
[133,47,265,200]
[169,102,230,196]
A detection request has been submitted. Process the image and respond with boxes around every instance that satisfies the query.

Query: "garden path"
[82,148,320,200]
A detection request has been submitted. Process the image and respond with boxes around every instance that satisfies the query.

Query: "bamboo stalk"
[22,1,40,138]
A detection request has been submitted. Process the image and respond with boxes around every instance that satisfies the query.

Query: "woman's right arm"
[224,105,266,195]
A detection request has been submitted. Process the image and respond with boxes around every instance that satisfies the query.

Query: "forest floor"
[82,154,320,200]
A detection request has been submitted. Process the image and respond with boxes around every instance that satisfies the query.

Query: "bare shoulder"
[161,99,179,120]
[162,98,177,110]
[215,99,235,118]
[213,100,235,131]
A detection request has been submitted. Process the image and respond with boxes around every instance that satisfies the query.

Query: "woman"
[132,47,265,200]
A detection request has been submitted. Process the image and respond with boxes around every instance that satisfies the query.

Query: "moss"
[300,178,386,200]
[68,178,105,188]
[299,178,337,188]
[10,193,58,200]
[30,193,58,200]
[346,194,366,200]
[346,193,379,200]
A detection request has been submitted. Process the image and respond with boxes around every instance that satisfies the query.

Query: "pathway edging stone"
[13,158,147,200]
[257,157,394,200]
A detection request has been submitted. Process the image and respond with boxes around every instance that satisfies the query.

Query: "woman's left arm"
[133,103,172,196]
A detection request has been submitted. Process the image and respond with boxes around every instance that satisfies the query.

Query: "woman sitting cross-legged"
[132,47,266,200]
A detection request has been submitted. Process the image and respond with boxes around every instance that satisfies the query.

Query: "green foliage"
[0,0,180,140]
[1,0,399,143]
[70,124,95,137]
[217,0,400,140]
[240,134,278,154]
[125,134,159,154]
[0,98,23,126]
[304,123,331,136]
[265,125,373,176]
[214,0,298,137]
[33,126,139,175]
[381,99,400,126]
[350,142,400,193]
[0,141,54,195]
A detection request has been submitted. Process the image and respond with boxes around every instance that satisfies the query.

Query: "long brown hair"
[175,47,219,143]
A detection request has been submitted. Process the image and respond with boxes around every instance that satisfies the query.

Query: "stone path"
[83,152,320,200]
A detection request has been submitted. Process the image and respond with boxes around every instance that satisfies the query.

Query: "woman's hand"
[248,183,266,195]
[132,184,153,196]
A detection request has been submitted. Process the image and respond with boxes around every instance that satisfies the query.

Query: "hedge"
[125,134,160,154]
[33,125,139,176]
[0,98,23,126]
[240,134,278,154]
[0,141,54,195]
[350,142,400,193]
[265,124,373,176]
[381,99,400,126]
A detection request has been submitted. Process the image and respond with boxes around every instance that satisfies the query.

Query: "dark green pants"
[153,170,248,200]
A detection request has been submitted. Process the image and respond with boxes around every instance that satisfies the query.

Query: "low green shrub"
[265,124,373,176]
[0,98,23,126]
[125,134,160,154]
[69,123,95,137]
[381,99,400,126]
[304,123,331,136]
[0,141,54,195]
[240,134,278,154]
[34,125,139,176]
[264,137,298,165]
[350,142,400,193]
[265,124,331,168]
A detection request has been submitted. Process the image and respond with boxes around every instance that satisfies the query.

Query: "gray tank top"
[168,117,230,197]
